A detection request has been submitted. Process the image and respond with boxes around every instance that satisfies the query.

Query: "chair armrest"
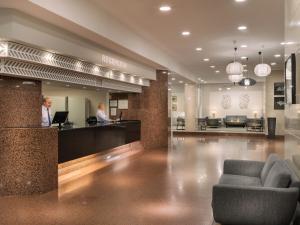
[223,159,265,177]
[212,185,298,225]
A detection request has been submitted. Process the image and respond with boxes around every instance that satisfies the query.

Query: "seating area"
[212,154,300,225]
[194,116,264,132]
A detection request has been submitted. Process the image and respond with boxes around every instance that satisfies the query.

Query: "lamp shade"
[226,62,244,75]
[228,74,243,83]
[254,63,271,77]
[239,78,256,86]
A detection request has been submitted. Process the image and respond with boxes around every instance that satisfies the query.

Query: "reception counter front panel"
[58,120,141,163]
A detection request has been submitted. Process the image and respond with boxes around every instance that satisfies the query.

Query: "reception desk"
[58,120,141,163]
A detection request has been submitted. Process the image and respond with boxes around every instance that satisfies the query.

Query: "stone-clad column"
[184,84,197,131]
[127,71,168,149]
[0,76,58,196]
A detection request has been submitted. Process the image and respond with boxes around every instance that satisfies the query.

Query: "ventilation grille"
[0,41,150,87]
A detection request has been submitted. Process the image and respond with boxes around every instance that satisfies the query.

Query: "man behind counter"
[41,97,52,127]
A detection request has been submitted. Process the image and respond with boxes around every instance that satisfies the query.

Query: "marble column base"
[0,128,58,196]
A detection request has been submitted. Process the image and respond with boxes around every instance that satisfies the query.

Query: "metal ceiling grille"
[0,41,150,87]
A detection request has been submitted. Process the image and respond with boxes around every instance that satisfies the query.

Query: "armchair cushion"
[264,161,291,188]
[261,154,280,184]
[224,159,265,177]
[219,174,262,187]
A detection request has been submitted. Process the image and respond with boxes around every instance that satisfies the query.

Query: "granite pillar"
[127,70,168,149]
[0,76,58,196]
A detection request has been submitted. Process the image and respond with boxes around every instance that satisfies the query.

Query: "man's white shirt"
[41,105,52,127]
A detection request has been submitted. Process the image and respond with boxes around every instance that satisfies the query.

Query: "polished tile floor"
[0,135,284,225]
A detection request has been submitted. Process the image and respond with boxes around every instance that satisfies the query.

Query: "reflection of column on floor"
[184,84,197,131]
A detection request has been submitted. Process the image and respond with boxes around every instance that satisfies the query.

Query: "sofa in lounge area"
[224,115,247,127]
[212,154,300,225]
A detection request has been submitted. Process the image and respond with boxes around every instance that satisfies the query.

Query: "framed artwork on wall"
[274,82,285,96]
[274,97,285,110]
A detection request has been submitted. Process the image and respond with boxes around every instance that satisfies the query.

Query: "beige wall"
[42,84,108,117]
[265,70,285,135]
[200,83,265,119]
[184,85,197,131]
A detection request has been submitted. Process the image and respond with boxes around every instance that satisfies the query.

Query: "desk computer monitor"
[52,111,69,129]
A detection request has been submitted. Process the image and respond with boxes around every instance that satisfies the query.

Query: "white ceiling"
[91,0,285,83]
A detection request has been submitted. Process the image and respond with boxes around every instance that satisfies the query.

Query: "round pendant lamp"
[254,51,271,77]
[226,47,244,76]
[228,74,243,83]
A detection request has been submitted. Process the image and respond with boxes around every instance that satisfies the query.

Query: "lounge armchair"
[212,154,300,225]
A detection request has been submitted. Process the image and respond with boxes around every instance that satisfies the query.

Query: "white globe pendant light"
[254,51,271,77]
[228,74,243,83]
[226,47,244,83]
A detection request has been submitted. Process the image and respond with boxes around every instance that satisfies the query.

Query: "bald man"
[41,97,52,127]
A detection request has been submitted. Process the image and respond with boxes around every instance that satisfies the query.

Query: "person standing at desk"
[96,103,110,123]
[41,97,52,127]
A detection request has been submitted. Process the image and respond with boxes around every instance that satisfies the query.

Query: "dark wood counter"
[58,120,141,163]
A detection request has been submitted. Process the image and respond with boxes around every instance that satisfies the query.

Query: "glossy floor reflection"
[0,135,284,225]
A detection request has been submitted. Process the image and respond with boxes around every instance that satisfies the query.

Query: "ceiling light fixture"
[203,58,210,62]
[254,50,271,77]
[241,56,247,60]
[159,5,171,12]
[181,31,191,36]
[235,0,246,2]
[241,44,248,48]
[196,47,202,51]
[210,65,216,68]
[179,80,183,84]
[271,62,277,66]
[226,44,244,83]
[171,77,176,81]
[238,26,247,31]
[215,70,220,73]
[274,54,281,58]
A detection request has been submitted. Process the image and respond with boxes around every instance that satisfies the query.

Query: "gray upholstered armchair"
[212,154,300,225]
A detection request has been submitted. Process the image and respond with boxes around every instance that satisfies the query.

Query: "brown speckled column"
[127,71,168,149]
[0,76,58,196]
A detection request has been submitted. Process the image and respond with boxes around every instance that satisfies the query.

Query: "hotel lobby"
[0,0,300,225]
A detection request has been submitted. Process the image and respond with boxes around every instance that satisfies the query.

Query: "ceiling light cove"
[238,26,247,31]
[196,47,203,51]
[181,31,191,36]
[159,5,171,12]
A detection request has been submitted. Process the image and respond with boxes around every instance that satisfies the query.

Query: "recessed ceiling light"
[274,54,281,58]
[196,47,203,51]
[271,62,277,66]
[159,5,171,12]
[168,88,172,91]
[238,26,247,31]
[218,88,222,91]
[198,78,201,80]
[171,77,176,81]
[215,70,220,73]
[179,80,183,84]
[243,69,248,72]
[235,0,246,2]
[241,56,247,59]
[241,44,248,48]
[181,31,191,36]
[243,64,247,67]
[227,87,231,90]
[203,58,210,62]
[210,65,216,68]
[280,42,286,45]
